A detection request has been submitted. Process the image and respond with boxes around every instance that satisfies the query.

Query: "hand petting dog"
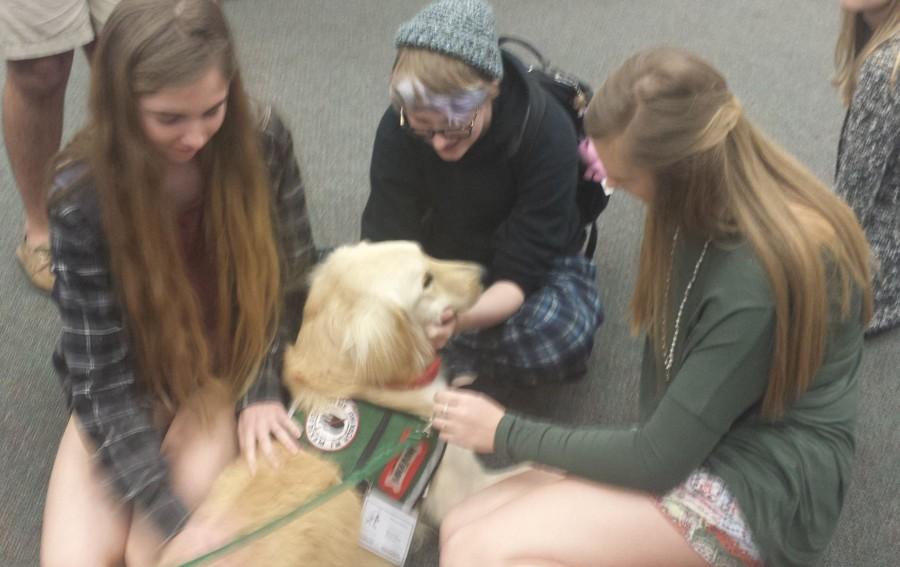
[432,388,506,453]
[238,401,302,475]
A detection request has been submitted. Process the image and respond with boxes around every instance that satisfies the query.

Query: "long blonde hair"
[833,0,900,104]
[586,48,872,418]
[52,0,281,409]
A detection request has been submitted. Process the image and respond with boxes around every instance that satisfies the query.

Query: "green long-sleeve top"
[495,238,865,566]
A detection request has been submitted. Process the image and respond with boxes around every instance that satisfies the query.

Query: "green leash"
[178,426,431,566]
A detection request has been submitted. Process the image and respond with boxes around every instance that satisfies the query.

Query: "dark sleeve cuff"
[240,334,288,409]
[488,265,540,296]
[145,486,191,542]
[494,412,520,460]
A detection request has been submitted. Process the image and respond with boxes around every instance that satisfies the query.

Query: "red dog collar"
[393,356,441,389]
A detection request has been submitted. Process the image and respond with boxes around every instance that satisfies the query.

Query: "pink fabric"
[577,138,606,182]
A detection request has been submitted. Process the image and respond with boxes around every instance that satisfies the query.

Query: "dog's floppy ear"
[283,283,433,402]
[344,301,432,388]
[283,281,356,401]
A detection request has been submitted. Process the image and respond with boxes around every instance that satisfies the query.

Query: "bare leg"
[43,385,238,567]
[124,384,239,566]
[440,475,707,567]
[439,467,563,546]
[41,416,132,567]
[3,52,74,246]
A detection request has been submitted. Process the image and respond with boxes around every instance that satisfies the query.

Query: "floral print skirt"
[658,469,764,567]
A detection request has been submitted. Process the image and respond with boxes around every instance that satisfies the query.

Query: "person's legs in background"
[1,0,118,291]
[4,51,74,290]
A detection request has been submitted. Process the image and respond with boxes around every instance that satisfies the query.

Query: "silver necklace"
[662,228,711,382]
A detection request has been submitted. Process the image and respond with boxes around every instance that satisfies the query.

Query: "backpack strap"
[498,36,550,69]
[500,43,548,160]
[500,47,600,258]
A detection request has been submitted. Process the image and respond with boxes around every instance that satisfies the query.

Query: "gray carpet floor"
[1,1,897,565]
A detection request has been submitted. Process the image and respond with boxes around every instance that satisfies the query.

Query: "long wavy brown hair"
[586,48,873,418]
[52,0,281,409]
[833,0,900,104]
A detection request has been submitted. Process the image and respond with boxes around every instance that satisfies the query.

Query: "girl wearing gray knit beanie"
[361,0,604,393]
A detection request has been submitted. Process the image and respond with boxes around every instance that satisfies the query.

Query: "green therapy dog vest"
[292,399,444,509]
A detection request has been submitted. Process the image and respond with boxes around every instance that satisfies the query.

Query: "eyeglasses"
[399,107,478,141]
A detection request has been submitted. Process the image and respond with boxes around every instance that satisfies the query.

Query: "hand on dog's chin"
[425,308,458,351]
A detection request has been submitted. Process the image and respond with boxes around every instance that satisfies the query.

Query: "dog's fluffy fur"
[167,241,515,566]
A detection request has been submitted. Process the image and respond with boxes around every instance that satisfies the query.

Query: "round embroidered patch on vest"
[305,399,360,452]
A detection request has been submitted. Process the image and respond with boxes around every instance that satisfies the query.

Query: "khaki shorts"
[0,0,119,60]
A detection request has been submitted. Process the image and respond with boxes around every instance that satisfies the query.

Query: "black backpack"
[500,36,609,258]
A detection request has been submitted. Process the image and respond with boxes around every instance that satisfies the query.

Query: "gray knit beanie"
[395,0,504,80]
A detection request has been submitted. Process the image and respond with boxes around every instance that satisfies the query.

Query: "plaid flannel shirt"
[48,105,315,540]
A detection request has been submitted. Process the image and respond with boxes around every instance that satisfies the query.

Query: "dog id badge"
[359,488,418,566]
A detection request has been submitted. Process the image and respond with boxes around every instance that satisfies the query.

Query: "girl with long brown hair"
[40,0,315,564]
[834,0,899,336]
[431,48,872,566]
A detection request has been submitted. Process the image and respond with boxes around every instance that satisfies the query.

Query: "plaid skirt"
[444,255,603,386]
[658,469,764,567]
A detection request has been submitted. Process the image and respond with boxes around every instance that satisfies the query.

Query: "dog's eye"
[423,272,434,288]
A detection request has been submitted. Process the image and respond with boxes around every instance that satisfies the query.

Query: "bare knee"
[42,417,130,567]
[6,52,74,99]
[172,460,228,508]
[166,438,236,510]
[441,522,494,567]
[164,398,238,507]
[42,544,123,567]
[41,507,127,567]
[439,502,468,548]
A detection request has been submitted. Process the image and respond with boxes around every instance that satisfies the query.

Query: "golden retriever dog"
[166,241,517,566]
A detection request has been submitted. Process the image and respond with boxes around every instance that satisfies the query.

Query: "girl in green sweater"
[431,48,873,567]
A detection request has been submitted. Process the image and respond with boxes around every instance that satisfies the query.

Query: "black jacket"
[361,51,581,295]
